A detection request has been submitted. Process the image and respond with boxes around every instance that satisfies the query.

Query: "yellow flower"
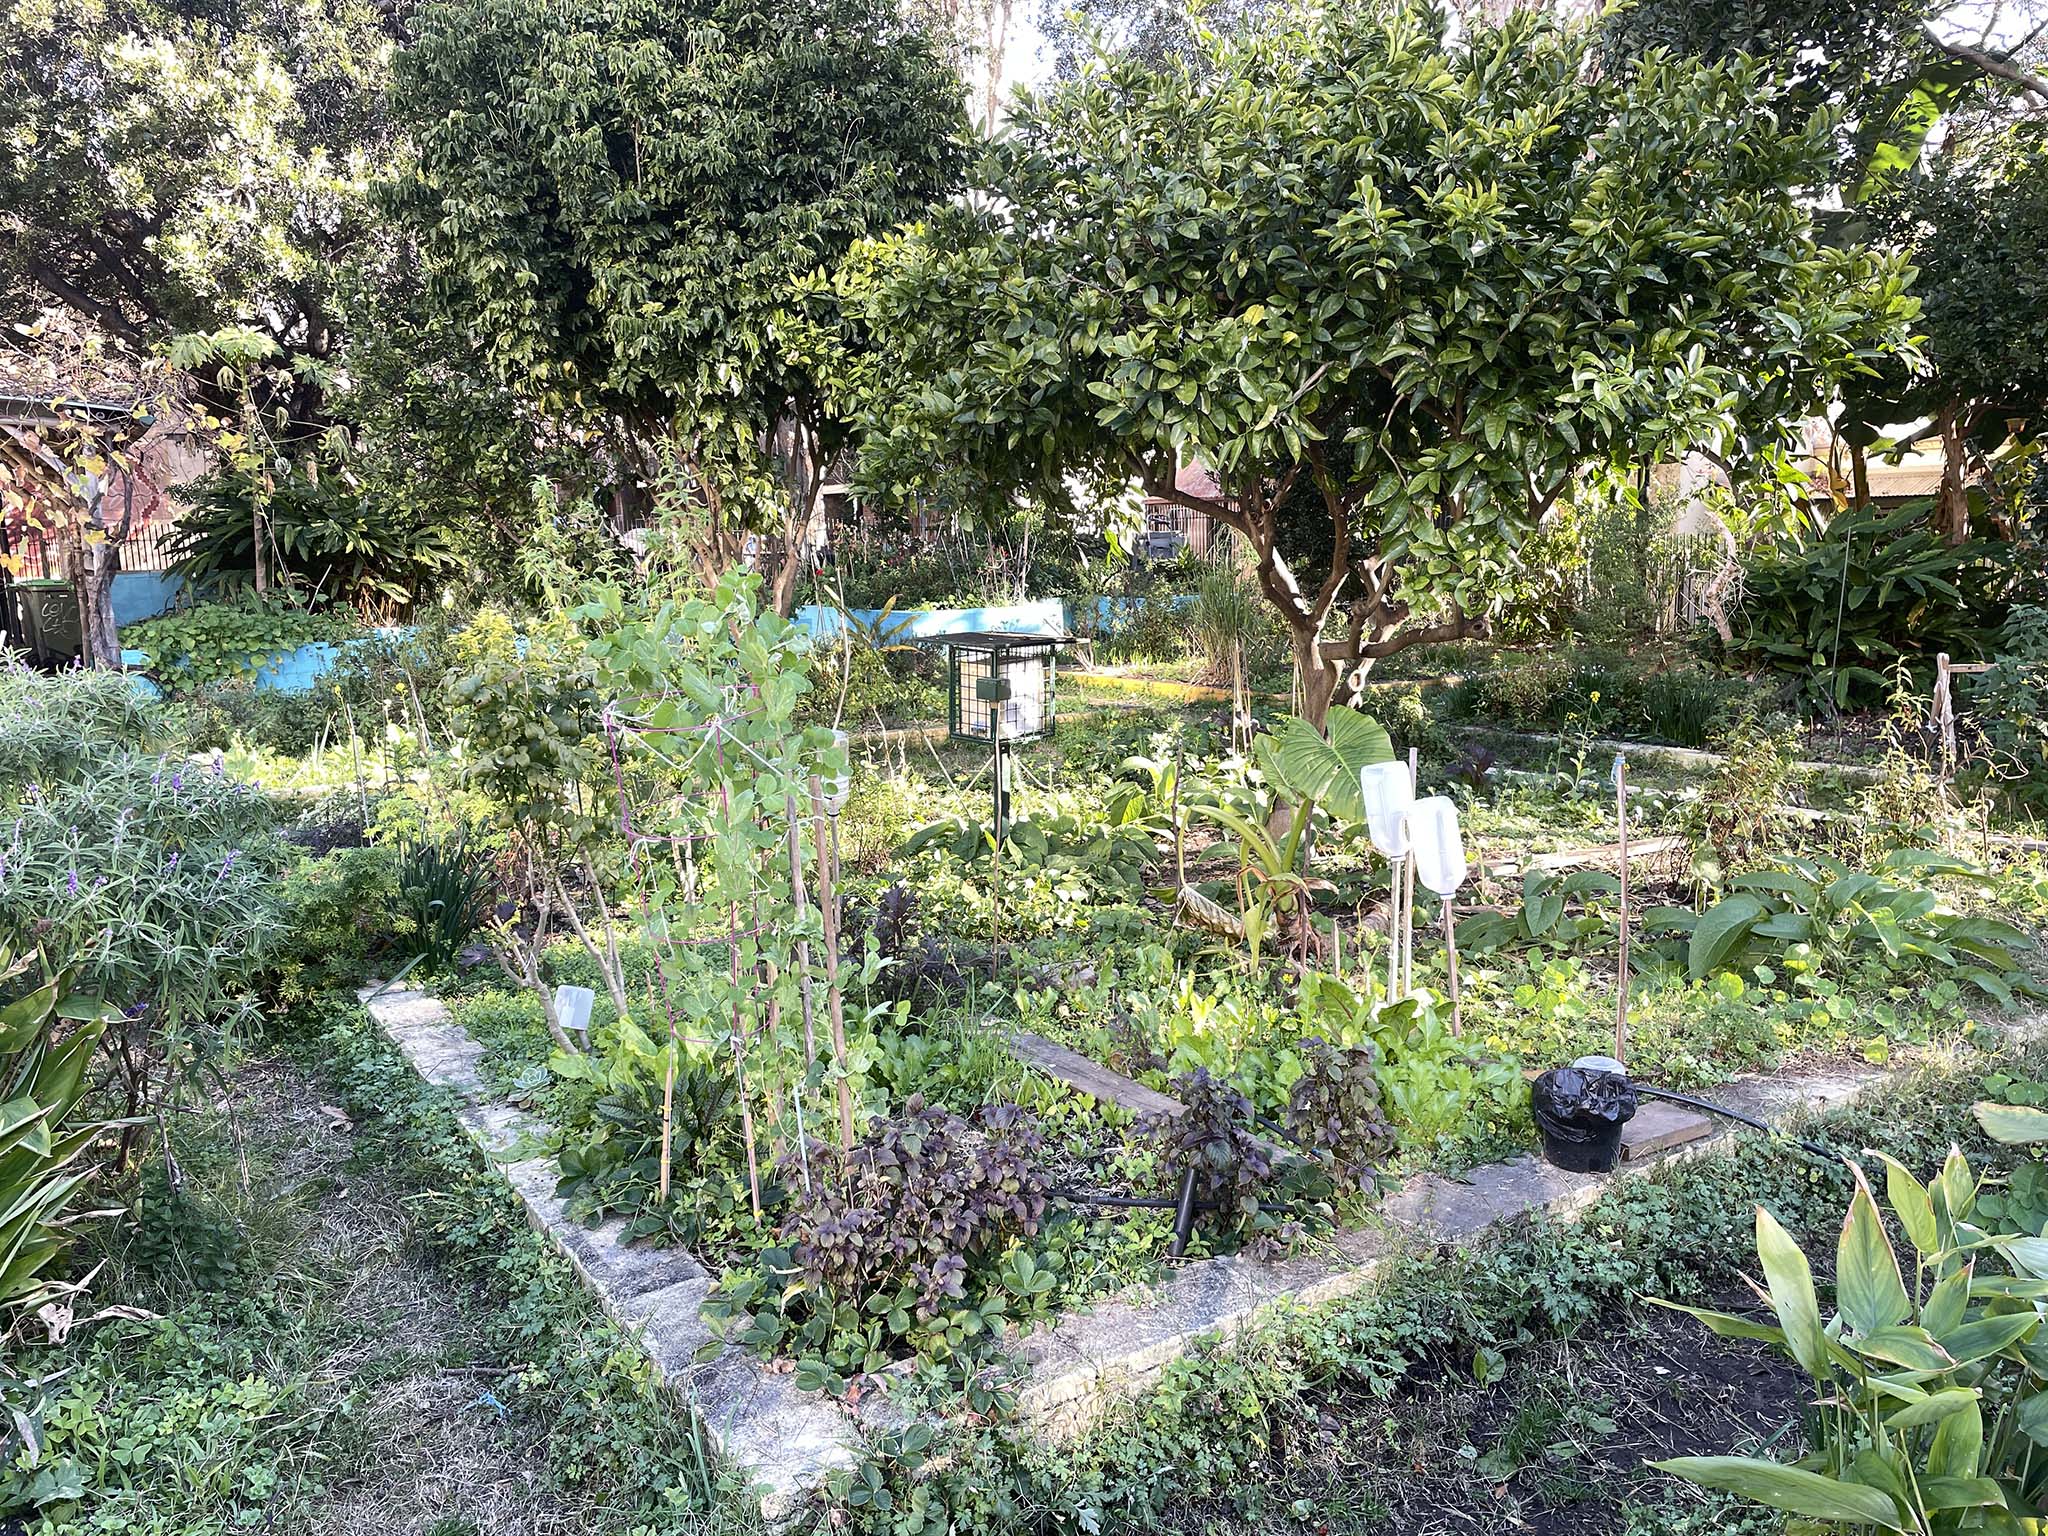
[1589,690,1601,704]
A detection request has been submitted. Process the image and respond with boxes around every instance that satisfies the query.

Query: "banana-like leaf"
[1650,1457,1903,1528]
[1252,706,1392,822]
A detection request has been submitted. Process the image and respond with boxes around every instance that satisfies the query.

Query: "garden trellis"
[585,574,856,1215]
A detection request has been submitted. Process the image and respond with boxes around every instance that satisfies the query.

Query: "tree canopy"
[847,2,1917,720]
[0,0,394,437]
[397,0,971,609]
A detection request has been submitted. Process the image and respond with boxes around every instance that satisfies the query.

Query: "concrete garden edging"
[355,978,2048,1521]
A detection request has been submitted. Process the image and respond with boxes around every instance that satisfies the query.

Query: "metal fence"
[0,519,182,580]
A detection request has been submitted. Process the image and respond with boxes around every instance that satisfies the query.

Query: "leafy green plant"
[1654,848,2037,1005]
[1294,972,1527,1148]
[1456,869,1621,955]
[0,944,116,1311]
[902,809,1156,901]
[395,835,494,972]
[1652,1150,2048,1533]
[126,595,353,694]
[1735,500,2010,709]
[0,663,160,791]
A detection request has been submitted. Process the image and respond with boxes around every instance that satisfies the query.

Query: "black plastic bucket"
[1538,1115,1628,1173]
[1532,1066,1638,1174]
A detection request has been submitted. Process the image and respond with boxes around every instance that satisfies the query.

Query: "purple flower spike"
[66,869,77,895]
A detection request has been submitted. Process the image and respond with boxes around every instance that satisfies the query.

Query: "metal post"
[1168,1165,1200,1258]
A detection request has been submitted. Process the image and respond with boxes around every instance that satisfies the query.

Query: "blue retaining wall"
[112,571,184,627]
[793,600,1070,643]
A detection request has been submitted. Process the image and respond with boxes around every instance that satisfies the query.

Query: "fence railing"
[0,519,183,580]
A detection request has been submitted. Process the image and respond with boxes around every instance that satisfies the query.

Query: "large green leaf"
[1756,1205,1827,1377]
[1838,1172,1910,1336]
[1870,1152,1937,1255]
[1651,1457,1902,1528]
[1973,1102,2048,1146]
[1254,706,1393,822]
[1689,894,1769,979]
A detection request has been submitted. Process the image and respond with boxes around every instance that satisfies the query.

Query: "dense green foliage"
[849,2,1914,717]
[126,597,352,693]
[397,0,969,591]
[1735,501,2011,705]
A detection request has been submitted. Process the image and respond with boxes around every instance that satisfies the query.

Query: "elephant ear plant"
[1653,1144,2048,1531]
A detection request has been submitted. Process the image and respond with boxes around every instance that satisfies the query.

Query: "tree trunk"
[1289,622,1339,730]
[63,481,122,668]
[1934,404,1972,545]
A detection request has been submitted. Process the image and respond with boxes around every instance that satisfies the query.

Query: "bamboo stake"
[1386,856,1403,1002]
[783,795,820,1065]
[810,775,856,1155]
[728,897,764,1218]
[1442,896,1463,1035]
[1614,756,1630,1068]
[1405,748,1420,997]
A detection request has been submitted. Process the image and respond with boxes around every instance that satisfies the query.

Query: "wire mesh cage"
[938,632,1069,743]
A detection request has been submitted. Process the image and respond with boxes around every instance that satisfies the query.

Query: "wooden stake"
[783,795,820,1065]
[1442,896,1463,1035]
[1614,757,1630,1069]
[1401,853,1417,997]
[728,898,763,1219]
[810,775,856,1155]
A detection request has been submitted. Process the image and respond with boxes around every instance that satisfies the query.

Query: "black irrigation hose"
[1633,1084,1846,1169]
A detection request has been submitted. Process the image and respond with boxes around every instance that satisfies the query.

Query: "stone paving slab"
[356,983,859,1525]
[1621,1100,1715,1161]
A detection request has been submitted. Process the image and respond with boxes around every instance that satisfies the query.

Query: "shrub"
[796,637,944,728]
[126,595,353,694]
[0,752,286,1153]
[1734,500,2010,710]
[1283,1037,1394,1199]
[0,662,160,789]
[706,1098,1055,1383]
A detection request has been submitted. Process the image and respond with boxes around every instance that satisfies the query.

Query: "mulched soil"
[1158,1296,1805,1536]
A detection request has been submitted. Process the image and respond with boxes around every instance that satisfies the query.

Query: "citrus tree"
[848,3,1917,724]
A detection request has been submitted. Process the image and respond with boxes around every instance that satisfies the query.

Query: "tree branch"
[1360,607,1492,659]
[1921,22,2048,101]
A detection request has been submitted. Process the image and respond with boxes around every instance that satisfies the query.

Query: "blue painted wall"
[793,600,1070,643]
[112,570,183,627]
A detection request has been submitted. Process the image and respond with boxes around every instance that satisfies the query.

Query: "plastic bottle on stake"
[1408,795,1467,1034]
[1359,762,1414,1001]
